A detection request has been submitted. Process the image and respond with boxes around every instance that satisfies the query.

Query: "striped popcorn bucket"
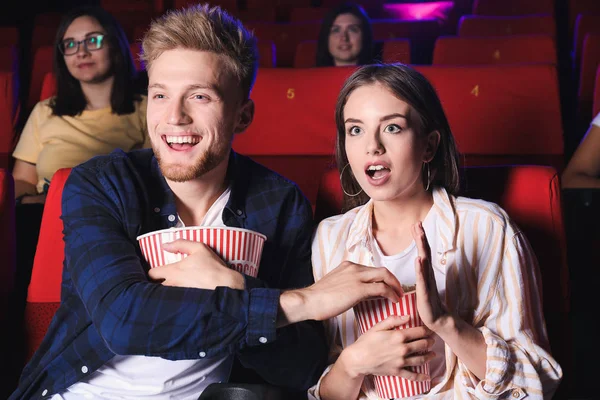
[353,292,431,399]
[137,227,266,278]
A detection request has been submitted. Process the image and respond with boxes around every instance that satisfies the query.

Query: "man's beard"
[154,143,228,182]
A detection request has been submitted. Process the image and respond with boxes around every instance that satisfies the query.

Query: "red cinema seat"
[0,72,16,170]
[413,64,564,169]
[174,0,237,12]
[0,26,19,47]
[371,19,439,41]
[458,15,556,37]
[473,0,555,16]
[290,7,329,22]
[568,0,600,36]
[594,65,600,118]
[39,72,56,102]
[0,46,18,74]
[31,13,61,51]
[293,40,317,68]
[28,46,53,109]
[314,165,570,396]
[24,168,71,362]
[101,0,157,13]
[433,35,557,65]
[573,14,600,68]
[578,33,600,119]
[257,40,276,68]
[233,67,356,205]
[0,169,15,326]
[236,8,277,23]
[247,22,321,67]
[381,39,411,64]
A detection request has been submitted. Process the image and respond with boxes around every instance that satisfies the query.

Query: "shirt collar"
[345,186,458,253]
[148,151,248,220]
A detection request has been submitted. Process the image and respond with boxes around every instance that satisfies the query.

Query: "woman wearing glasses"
[12,6,147,204]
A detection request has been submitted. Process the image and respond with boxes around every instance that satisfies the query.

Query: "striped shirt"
[309,187,562,399]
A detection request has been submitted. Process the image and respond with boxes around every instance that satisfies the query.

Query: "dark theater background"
[1,1,599,399]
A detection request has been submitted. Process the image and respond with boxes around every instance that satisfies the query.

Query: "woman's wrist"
[337,345,365,379]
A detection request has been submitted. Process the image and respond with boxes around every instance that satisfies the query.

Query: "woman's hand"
[412,222,449,333]
[339,315,435,381]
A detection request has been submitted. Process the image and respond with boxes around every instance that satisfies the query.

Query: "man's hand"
[148,239,245,290]
[279,261,403,326]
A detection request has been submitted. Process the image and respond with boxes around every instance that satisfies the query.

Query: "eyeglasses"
[59,33,106,56]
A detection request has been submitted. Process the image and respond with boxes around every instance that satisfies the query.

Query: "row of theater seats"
[5,62,600,201]
[2,162,568,395]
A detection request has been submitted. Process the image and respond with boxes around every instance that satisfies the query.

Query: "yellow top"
[13,96,149,193]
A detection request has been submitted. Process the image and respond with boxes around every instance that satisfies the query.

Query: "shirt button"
[199,351,206,358]
[236,209,243,216]
[440,259,447,265]
[42,389,48,396]
[512,390,521,398]
[168,214,176,222]
[81,365,88,373]
[259,336,268,344]
[153,207,160,213]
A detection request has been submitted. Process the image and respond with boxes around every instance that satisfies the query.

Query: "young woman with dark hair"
[12,6,147,204]
[309,64,562,399]
[315,2,374,67]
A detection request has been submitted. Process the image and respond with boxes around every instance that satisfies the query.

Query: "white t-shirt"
[371,209,447,399]
[53,187,233,400]
[592,112,600,127]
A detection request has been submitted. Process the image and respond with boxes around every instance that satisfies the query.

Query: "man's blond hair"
[141,4,258,99]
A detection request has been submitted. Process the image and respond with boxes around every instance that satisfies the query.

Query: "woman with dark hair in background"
[12,5,147,204]
[6,9,148,389]
[316,2,375,67]
[308,64,562,399]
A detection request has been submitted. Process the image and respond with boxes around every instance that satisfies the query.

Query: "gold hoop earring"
[424,162,431,191]
[340,163,363,197]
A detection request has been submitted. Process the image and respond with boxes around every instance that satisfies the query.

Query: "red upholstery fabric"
[594,65,600,117]
[174,0,237,12]
[28,46,53,109]
[0,45,18,73]
[290,7,329,22]
[417,64,563,168]
[573,14,600,68]
[31,13,61,51]
[0,72,15,170]
[578,34,600,118]
[100,0,156,13]
[314,165,570,392]
[39,72,56,102]
[257,40,276,68]
[234,67,355,205]
[0,170,15,325]
[371,19,439,42]
[0,26,18,47]
[568,0,600,35]
[293,40,317,68]
[24,168,71,361]
[246,22,321,67]
[433,35,557,65]
[473,0,554,16]
[381,39,411,64]
[458,15,556,37]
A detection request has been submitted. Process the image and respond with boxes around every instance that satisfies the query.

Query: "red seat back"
[381,39,411,64]
[578,33,600,119]
[573,14,600,68]
[458,15,556,37]
[594,65,600,118]
[24,168,71,361]
[417,64,564,169]
[0,26,19,47]
[0,169,15,326]
[290,7,329,22]
[371,19,439,41]
[234,67,355,205]
[0,46,18,73]
[433,35,557,65]
[28,46,53,109]
[0,72,16,170]
[294,40,317,68]
[473,0,554,16]
[568,0,600,35]
[257,40,276,68]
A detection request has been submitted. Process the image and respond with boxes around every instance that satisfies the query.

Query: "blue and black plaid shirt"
[10,149,327,399]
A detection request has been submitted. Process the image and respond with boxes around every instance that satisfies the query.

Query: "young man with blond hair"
[10,5,404,399]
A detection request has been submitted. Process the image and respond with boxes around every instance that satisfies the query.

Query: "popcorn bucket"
[353,291,431,398]
[137,227,266,278]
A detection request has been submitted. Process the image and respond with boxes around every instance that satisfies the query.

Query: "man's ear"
[424,130,441,162]
[234,99,255,135]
